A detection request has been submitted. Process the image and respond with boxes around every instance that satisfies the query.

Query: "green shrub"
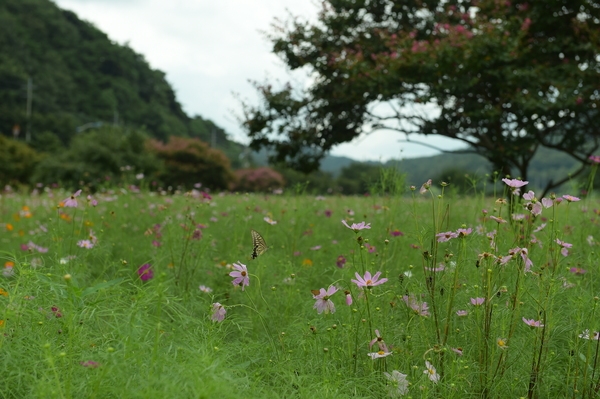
[0,136,41,186]
[31,127,159,189]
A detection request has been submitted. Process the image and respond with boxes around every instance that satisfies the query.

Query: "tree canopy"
[242,0,600,195]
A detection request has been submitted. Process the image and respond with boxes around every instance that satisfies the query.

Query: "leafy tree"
[31,127,159,189]
[147,136,235,190]
[242,0,600,196]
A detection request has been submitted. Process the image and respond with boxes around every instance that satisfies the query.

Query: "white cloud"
[54,0,464,161]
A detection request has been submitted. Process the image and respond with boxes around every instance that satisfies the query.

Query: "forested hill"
[0,0,241,162]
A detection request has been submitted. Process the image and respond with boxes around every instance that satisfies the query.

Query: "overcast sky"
[53,0,464,161]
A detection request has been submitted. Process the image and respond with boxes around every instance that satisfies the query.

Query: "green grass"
[0,185,599,398]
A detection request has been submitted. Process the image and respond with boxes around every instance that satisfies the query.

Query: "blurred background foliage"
[0,0,591,195]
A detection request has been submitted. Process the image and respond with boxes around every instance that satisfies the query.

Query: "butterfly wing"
[251,229,268,259]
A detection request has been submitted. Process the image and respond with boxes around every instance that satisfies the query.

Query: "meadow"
[1,178,599,398]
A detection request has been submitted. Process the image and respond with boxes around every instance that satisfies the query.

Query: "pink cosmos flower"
[502,178,529,188]
[500,247,533,272]
[522,317,544,328]
[312,286,338,314]
[402,294,430,317]
[344,290,352,306]
[451,347,463,356]
[27,241,48,253]
[541,198,553,208]
[563,194,580,202]
[390,230,404,237]
[424,361,440,383]
[229,261,249,290]
[569,267,586,275]
[63,189,82,207]
[311,245,322,251]
[324,209,332,217]
[436,231,458,242]
[336,255,346,268]
[456,310,468,316]
[589,155,600,164]
[470,297,485,306]
[365,243,376,253]
[533,223,546,233]
[420,179,432,194]
[342,220,371,232]
[86,195,98,207]
[369,329,389,352]
[351,271,388,289]
[137,264,154,281]
[555,238,573,257]
[523,190,536,201]
[77,239,94,249]
[425,263,445,272]
[489,215,507,224]
[199,285,213,293]
[211,302,226,322]
[456,228,472,237]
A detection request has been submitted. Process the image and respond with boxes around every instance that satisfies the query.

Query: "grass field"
[1,180,599,398]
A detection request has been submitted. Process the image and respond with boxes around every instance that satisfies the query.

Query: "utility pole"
[25,77,33,142]
[211,127,217,148]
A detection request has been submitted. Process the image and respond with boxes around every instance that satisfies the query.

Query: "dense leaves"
[31,127,159,190]
[242,0,600,194]
[147,136,235,190]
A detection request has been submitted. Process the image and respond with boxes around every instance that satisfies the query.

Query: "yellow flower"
[6,223,13,231]
[0,288,8,297]
[0,320,4,327]
[497,337,508,349]
[302,258,313,267]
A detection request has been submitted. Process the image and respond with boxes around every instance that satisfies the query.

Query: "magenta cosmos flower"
[351,271,388,289]
[342,220,371,232]
[229,261,249,290]
[312,286,338,314]
[137,264,154,281]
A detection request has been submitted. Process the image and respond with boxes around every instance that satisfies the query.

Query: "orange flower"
[20,206,32,218]
[0,320,4,327]
[4,261,14,268]
[59,213,72,222]
[5,223,13,231]
[302,258,313,267]
[0,288,8,297]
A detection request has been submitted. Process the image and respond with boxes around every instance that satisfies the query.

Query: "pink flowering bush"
[231,167,285,193]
